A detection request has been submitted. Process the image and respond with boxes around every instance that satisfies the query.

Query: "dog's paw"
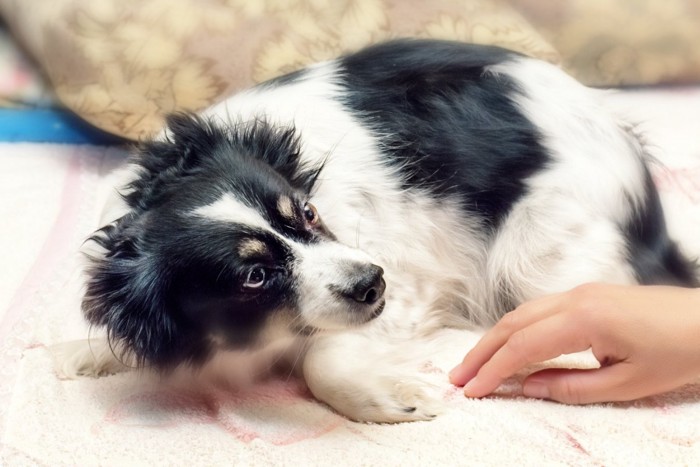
[308,372,444,423]
[361,378,444,423]
[50,339,131,380]
[303,333,446,423]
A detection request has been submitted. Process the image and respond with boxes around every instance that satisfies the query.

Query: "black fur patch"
[338,39,551,228]
[625,168,699,287]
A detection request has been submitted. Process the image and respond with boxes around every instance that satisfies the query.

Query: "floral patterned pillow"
[0,0,558,140]
[511,0,700,87]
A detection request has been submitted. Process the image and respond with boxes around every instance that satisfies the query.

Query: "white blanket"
[2,88,700,465]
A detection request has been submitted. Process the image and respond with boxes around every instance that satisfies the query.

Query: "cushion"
[511,0,700,87]
[0,0,557,140]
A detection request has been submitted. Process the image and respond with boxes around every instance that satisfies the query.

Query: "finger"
[523,365,632,404]
[450,293,565,386]
[463,312,592,397]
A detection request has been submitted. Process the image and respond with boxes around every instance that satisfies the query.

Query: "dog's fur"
[61,40,698,423]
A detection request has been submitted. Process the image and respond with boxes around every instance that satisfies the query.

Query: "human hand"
[450,283,700,404]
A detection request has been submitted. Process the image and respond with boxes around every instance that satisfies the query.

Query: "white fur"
[194,192,273,229]
[484,58,641,305]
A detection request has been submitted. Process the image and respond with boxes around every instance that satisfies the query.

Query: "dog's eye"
[303,202,320,226]
[243,267,266,289]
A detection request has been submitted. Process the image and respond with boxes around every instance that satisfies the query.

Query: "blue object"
[0,108,127,145]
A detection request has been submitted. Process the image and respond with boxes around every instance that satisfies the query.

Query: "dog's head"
[83,113,385,368]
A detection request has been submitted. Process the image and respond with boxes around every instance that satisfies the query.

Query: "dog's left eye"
[303,202,320,227]
[243,267,266,289]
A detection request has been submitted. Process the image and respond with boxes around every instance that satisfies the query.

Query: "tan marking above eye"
[277,196,296,220]
[238,238,268,258]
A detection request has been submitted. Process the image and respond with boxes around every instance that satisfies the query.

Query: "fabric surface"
[0,24,53,108]
[0,109,126,144]
[3,1,700,142]
[0,28,124,144]
[0,0,557,140]
[1,87,699,465]
[511,0,700,87]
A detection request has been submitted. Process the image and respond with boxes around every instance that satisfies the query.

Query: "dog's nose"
[347,264,385,304]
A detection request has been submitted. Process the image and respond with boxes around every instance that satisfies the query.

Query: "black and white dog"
[62,40,698,423]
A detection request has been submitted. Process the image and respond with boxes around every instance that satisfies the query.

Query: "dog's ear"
[124,113,228,212]
[143,112,223,174]
[81,214,201,368]
[234,120,325,194]
[129,112,324,204]
[165,112,222,153]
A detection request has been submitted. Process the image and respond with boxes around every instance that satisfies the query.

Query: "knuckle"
[512,300,535,316]
[504,329,530,359]
[552,378,585,405]
[570,283,601,304]
[497,310,523,333]
[568,284,609,321]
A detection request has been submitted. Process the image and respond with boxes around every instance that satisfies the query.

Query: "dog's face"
[83,114,385,368]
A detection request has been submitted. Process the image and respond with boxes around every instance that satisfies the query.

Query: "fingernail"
[449,365,467,384]
[523,381,550,399]
[463,379,478,396]
[448,366,458,379]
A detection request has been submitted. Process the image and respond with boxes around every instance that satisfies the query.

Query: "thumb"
[522,366,630,405]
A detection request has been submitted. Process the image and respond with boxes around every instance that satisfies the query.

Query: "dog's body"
[63,40,697,423]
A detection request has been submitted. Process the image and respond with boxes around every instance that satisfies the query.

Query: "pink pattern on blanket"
[0,153,83,342]
[99,379,345,445]
[654,165,700,204]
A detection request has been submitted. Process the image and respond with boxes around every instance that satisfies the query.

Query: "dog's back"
[340,40,697,289]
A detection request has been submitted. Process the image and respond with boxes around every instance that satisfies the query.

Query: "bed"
[1,2,700,464]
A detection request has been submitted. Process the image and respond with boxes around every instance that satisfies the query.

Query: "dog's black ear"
[235,120,325,194]
[129,112,324,204]
[163,112,225,165]
[124,113,229,211]
[135,113,221,176]
[81,214,200,368]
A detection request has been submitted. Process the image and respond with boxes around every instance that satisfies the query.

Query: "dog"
[59,39,698,423]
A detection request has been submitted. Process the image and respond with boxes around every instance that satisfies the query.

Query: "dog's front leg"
[303,331,443,423]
